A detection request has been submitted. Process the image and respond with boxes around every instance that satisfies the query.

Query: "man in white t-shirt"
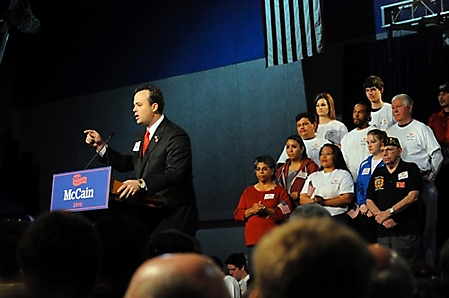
[341,102,376,181]
[277,112,330,166]
[363,75,395,131]
[387,93,443,266]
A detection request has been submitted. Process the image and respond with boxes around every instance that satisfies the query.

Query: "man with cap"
[428,82,449,254]
[387,93,443,266]
[366,137,423,265]
[428,82,449,157]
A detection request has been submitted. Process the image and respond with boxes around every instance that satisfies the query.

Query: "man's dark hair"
[363,75,384,90]
[295,112,316,124]
[134,84,165,114]
[17,211,102,298]
[355,101,372,114]
[224,253,248,271]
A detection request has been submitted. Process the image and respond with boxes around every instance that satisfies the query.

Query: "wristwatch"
[138,178,146,189]
[389,207,395,214]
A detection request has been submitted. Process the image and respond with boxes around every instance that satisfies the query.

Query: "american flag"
[307,181,315,197]
[261,0,324,67]
[277,200,291,214]
[346,204,360,219]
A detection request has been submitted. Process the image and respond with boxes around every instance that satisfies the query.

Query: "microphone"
[84,132,115,170]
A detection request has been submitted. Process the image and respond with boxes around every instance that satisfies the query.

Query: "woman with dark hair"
[276,135,319,207]
[299,144,354,225]
[314,92,348,146]
[234,155,292,248]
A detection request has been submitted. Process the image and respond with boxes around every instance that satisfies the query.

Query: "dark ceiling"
[0,0,375,106]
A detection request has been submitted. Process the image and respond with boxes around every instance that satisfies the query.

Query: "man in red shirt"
[428,82,449,254]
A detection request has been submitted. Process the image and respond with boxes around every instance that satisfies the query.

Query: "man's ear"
[379,87,384,94]
[151,102,159,113]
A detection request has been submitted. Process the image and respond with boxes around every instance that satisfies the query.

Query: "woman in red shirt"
[234,155,292,247]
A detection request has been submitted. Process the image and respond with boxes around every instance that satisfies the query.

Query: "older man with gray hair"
[387,94,443,266]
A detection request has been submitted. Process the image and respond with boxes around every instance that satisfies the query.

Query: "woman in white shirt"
[300,143,354,226]
[314,92,348,146]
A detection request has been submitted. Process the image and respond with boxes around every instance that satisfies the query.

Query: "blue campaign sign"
[51,166,111,212]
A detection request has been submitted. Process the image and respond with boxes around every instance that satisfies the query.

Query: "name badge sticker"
[297,171,308,179]
[398,171,408,180]
[264,194,275,200]
[133,141,141,152]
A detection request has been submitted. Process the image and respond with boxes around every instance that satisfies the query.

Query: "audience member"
[92,214,149,298]
[289,203,331,220]
[428,82,449,253]
[249,217,375,298]
[210,256,241,298]
[124,253,229,298]
[276,135,319,207]
[0,219,30,298]
[387,93,443,266]
[366,137,423,265]
[428,82,449,163]
[224,253,250,296]
[276,112,330,166]
[314,92,348,146]
[363,75,395,130]
[16,211,102,298]
[234,155,292,250]
[368,243,416,298]
[341,101,375,180]
[0,220,30,284]
[356,129,387,243]
[147,228,202,259]
[299,144,354,226]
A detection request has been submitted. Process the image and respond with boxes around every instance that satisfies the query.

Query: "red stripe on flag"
[261,0,324,67]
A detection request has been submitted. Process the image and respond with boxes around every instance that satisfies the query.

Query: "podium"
[110,180,167,208]
[51,167,167,212]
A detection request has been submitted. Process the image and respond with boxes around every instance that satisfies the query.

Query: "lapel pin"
[154,136,159,143]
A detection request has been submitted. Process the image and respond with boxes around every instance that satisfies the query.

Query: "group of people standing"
[234,75,449,268]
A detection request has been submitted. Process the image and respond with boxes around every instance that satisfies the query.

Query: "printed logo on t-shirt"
[406,133,415,141]
[331,179,339,185]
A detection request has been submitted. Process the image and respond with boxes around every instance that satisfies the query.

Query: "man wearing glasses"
[366,137,423,265]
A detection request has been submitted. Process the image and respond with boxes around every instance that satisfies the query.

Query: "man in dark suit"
[84,84,199,236]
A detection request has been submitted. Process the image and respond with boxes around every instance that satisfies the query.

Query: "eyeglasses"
[320,151,333,156]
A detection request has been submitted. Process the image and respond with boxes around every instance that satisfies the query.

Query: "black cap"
[438,82,449,93]
[382,137,401,148]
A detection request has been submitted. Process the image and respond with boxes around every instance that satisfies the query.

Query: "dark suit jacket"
[100,117,199,236]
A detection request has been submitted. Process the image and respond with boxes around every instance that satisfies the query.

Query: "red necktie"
[142,130,150,156]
